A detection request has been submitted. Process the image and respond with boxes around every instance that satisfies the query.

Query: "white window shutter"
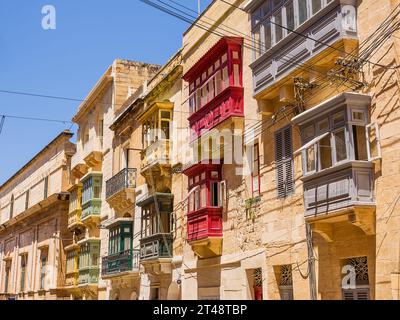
[366,122,382,161]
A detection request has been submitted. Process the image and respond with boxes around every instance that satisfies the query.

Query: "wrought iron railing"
[101,249,140,277]
[105,168,137,200]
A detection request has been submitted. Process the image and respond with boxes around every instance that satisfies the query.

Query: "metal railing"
[105,168,137,200]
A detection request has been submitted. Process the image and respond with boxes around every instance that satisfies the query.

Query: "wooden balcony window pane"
[286,1,295,32]
[334,129,347,163]
[233,64,240,86]
[274,10,283,43]
[222,66,229,90]
[161,120,170,140]
[264,22,272,51]
[211,182,220,207]
[353,125,368,161]
[201,184,207,207]
[253,27,261,59]
[312,0,322,14]
[305,145,316,173]
[298,0,308,25]
[319,135,332,170]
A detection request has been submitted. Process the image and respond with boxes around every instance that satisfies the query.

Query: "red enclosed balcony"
[183,37,244,141]
[183,163,224,259]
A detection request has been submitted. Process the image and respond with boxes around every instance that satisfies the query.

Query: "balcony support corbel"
[312,223,334,242]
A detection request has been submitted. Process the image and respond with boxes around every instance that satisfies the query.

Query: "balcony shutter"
[275,126,294,198]
[343,288,370,300]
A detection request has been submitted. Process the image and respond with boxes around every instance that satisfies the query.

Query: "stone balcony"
[71,137,103,177]
[105,168,137,214]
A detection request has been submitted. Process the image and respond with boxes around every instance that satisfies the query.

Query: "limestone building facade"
[0,131,75,300]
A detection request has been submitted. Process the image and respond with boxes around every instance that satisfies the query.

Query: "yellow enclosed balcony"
[68,184,84,231]
[65,244,80,287]
[138,101,173,190]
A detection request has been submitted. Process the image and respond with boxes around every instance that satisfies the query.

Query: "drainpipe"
[306,223,317,300]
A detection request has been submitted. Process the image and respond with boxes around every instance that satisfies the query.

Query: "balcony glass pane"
[274,10,283,43]
[334,129,347,162]
[233,64,240,86]
[264,22,272,51]
[312,0,322,14]
[319,135,332,170]
[161,120,170,139]
[298,0,308,25]
[211,182,220,207]
[306,145,316,173]
[222,66,229,90]
[353,125,368,161]
[286,2,295,32]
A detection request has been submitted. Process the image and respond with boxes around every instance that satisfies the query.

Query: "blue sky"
[0,0,212,185]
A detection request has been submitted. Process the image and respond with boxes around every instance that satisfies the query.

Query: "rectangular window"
[25,190,30,210]
[40,251,48,290]
[252,143,261,195]
[44,176,49,199]
[20,255,27,292]
[334,129,347,163]
[4,263,11,293]
[275,126,294,198]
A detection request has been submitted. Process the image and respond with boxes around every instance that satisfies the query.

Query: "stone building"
[106,51,185,300]
[0,131,75,300]
[56,59,160,300]
[177,0,400,300]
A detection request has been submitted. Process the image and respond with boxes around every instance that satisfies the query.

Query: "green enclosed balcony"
[101,220,139,279]
[102,249,140,279]
[78,239,100,286]
[80,173,102,224]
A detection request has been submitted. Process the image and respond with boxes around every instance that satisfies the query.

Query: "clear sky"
[0,0,213,185]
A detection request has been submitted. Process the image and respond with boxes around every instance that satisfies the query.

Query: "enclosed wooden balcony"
[292,92,378,239]
[187,207,223,259]
[65,245,80,287]
[80,173,102,226]
[68,184,84,231]
[78,239,100,286]
[183,162,224,258]
[102,249,140,279]
[244,0,359,98]
[140,233,173,260]
[105,168,137,214]
[183,37,244,141]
